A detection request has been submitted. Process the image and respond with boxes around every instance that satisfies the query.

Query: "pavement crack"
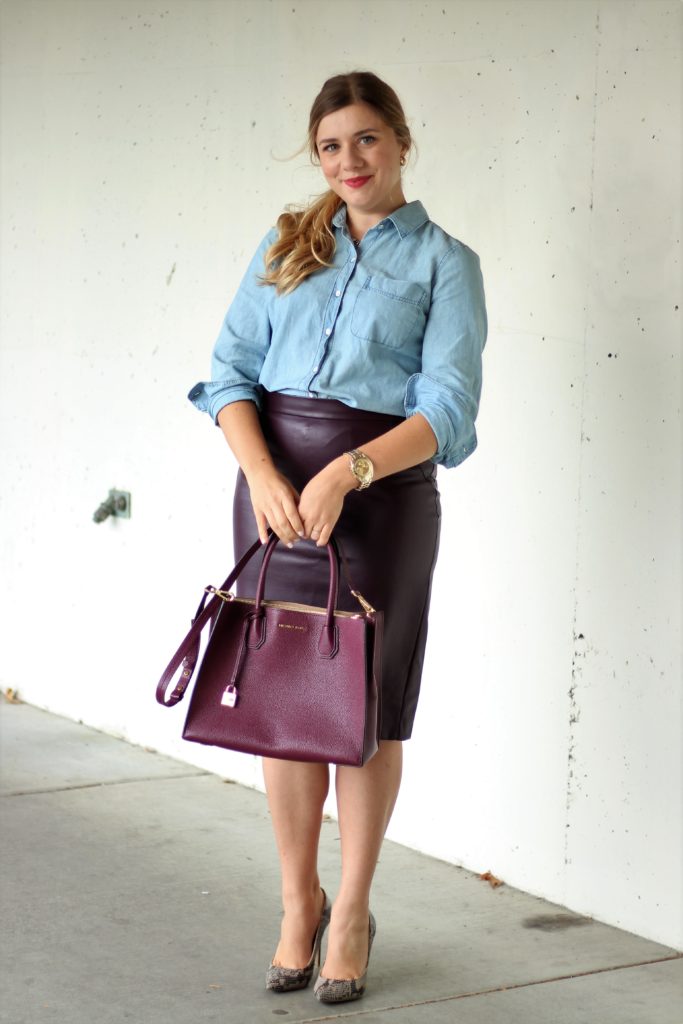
[1,770,210,797]
[285,953,683,1021]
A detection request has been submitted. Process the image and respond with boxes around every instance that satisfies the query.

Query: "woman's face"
[315,102,406,227]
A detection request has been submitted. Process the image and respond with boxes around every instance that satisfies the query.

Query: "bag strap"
[155,536,265,707]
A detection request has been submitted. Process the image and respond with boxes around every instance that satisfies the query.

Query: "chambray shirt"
[188,201,487,469]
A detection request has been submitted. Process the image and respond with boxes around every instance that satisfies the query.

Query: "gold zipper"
[206,588,367,618]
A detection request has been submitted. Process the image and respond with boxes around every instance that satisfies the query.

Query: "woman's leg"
[321,740,403,979]
[263,757,330,967]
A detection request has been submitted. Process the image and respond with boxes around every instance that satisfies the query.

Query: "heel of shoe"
[314,911,376,1004]
[265,890,331,993]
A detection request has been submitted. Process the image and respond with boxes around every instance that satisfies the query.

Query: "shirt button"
[335,290,341,297]
[325,327,332,336]
[313,364,320,373]
[379,223,385,230]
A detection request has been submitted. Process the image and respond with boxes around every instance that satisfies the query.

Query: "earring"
[400,155,406,166]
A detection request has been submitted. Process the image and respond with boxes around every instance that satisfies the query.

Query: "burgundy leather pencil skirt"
[232,390,442,741]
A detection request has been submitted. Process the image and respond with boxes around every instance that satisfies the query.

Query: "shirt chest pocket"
[350,274,428,350]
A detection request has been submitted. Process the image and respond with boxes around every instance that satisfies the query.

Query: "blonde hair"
[262,71,412,295]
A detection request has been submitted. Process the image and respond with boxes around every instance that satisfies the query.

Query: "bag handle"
[250,533,340,657]
[156,535,266,707]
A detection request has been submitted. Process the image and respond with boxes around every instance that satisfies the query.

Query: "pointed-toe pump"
[313,911,376,1004]
[265,890,332,993]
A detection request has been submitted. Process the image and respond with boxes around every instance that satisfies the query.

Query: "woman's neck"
[346,196,408,242]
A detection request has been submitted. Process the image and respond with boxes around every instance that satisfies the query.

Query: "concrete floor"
[1,701,681,1024]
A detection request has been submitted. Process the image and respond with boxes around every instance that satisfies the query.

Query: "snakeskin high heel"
[313,911,376,1004]
[265,889,332,993]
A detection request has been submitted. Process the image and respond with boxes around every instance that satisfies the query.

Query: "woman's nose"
[341,145,364,170]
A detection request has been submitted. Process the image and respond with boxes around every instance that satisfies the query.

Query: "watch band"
[346,449,374,490]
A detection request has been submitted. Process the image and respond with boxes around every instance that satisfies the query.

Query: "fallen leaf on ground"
[479,870,504,888]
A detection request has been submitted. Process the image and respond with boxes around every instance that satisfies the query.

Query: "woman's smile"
[343,175,373,189]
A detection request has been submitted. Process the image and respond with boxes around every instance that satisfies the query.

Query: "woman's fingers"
[270,494,304,546]
[315,524,333,547]
[307,520,333,547]
[254,510,270,545]
[281,493,305,540]
[266,507,299,546]
[250,467,343,550]
[299,497,343,545]
[249,470,304,547]
[251,496,292,546]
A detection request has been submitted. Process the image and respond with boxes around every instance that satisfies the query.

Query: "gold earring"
[400,155,407,167]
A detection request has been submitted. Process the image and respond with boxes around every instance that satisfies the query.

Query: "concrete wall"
[1,0,680,949]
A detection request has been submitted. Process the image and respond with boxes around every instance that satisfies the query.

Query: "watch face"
[355,457,372,479]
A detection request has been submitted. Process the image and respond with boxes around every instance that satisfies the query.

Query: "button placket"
[308,256,355,389]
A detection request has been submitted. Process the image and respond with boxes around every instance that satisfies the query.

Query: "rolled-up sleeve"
[404,242,487,469]
[187,228,277,422]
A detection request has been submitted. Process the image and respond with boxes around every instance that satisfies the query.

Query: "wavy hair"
[262,71,412,295]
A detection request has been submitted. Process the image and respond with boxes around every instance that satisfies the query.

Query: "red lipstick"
[343,176,371,189]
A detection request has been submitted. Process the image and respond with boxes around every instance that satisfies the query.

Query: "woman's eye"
[359,135,377,145]
[322,143,339,153]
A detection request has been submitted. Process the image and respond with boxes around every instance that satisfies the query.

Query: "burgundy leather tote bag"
[156,533,382,766]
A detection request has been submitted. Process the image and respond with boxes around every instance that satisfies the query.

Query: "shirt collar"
[331,200,429,239]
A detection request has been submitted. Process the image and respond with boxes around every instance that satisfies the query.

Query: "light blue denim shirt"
[188,200,487,469]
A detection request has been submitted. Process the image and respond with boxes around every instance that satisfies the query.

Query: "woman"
[188,70,487,1004]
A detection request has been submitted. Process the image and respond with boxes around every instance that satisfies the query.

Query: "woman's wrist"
[324,455,359,495]
[244,456,278,486]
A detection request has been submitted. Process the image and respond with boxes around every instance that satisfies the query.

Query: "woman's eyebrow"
[317,127,382,144]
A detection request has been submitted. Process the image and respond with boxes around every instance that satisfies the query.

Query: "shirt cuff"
[404,372,478,469]
[187,381,262,423]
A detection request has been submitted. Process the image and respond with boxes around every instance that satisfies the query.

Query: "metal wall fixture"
[93,489,131,523]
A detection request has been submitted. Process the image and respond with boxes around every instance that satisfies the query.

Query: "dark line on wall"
[564,3,602,870]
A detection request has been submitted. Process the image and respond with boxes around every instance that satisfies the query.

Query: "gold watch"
[346,449,374,490]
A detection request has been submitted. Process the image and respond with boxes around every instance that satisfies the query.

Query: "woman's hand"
[217,402,304,546]
[298,458,355,547]
[247,466,305,547]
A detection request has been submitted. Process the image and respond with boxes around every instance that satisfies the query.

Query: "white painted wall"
[1,0,680,949]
